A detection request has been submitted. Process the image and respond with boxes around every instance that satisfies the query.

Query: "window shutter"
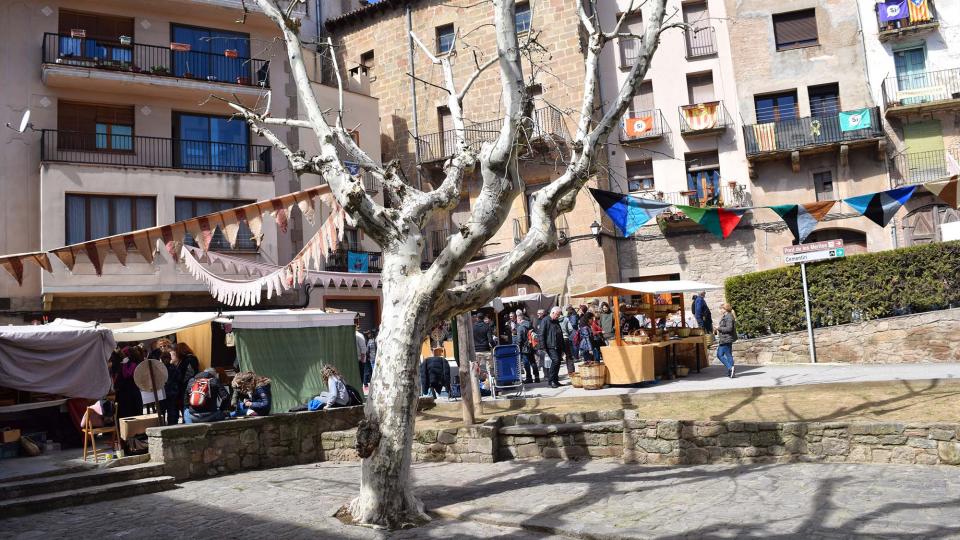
[774,10,817,49]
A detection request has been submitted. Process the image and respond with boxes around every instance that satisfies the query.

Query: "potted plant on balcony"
[118,35,132,46]
[224,49,239,58]
[206,75,218,81]
[129,64,142,73]
[150,65,169,75]
[236,75,251,85]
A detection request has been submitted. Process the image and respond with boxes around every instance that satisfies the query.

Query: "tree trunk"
[347,245,434,528]
[454,312,475,425]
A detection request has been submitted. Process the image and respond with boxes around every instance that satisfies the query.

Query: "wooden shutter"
[632,81,654,114]
[773,10,817,49]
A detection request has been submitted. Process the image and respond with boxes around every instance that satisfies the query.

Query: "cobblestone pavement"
[6,459,960,539]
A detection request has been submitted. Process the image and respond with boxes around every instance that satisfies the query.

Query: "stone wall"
[498,411,624,460]
[732,308,960,364]
[147,407,364,481]
[317,419,499,464]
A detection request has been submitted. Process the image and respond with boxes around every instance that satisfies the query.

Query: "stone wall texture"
[732,308,960,365]
[147,407,364,481]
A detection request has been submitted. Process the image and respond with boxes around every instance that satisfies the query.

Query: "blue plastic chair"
[492,344,524,398]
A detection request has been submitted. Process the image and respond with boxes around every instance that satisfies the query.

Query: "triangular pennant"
[107,236,128,266]
[29,253,53,274]
[844,186,917,227]
[84,241,109,276]
[676,205,748,239]
[298,194,317,224]
[53,248,77,271]
[925,178,959,209]
[0,257,24,285]
[770,201,835,244]
[589,188,673,236]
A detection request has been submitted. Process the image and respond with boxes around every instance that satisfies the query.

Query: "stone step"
[499,420,623,436]
[0,463,166,501]
[0,475,176,518]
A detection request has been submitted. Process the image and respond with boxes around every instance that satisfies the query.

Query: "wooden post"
[612,295,623,346]
[455,312,476,425]
[680,294,687,328]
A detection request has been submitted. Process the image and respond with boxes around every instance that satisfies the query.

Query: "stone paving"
[6,459,960,539]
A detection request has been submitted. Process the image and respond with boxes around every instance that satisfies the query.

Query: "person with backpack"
[514,313,539,384]
[420,347,451,398]
[716,303,738,378]
[230,371,272,417]
[183,368,231,424]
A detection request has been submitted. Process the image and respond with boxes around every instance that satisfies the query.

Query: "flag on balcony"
[347,251,369,273]
[752,123,778,152]
[925,177,959,209]
[769,201,836,244]
[676,205,749,239]
[908,0,932,23]
[624,115,655,138]
[681,102,719,131]
[589,188,672,236]
[844,186,917,227]
[838,108,873,132]
[878,0,909,22]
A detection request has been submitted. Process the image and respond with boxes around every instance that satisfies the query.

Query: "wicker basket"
[570,371,583,388]
[580,363,606,390]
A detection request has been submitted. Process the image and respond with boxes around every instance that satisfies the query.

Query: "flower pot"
[224,49,239,58]
[183,72,193,79]
[676,366,690,377]
[206,75,217,81]
[236,76,251,85]
[119,35,132,46]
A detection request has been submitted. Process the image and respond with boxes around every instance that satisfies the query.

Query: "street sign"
[783,239,844,255]
[784,248,845,264]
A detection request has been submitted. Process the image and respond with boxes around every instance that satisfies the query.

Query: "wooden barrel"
[580,363,606,390]
[570,372,582,388]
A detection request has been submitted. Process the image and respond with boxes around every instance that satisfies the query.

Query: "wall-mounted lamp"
[590,220,602,246]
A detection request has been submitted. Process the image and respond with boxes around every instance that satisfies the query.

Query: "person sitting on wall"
[420,347,451,398]
[184,367,232,424]
[310,364,351,410]
[230,371,272,417]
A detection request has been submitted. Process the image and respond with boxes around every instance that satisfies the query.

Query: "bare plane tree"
[227,0,669,529]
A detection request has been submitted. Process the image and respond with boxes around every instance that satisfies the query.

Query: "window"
[170,24,252,82]
[58,10,133,62]
[619,13,643,67]
[754,91,798,123]
[516,2,532,33]
[686,71,715,104]
[343,227,361,251]
[174,112,249,172]
[685,150,721,207]
[66,194,155,245]
[58,101,134,151]
[630,81,655,115]
[175,198,256,251]
[360,49,375,74]
[626,160,654,192]
[813,171,835,201]
[436,24,455,54]
[773,9,818,51]
[809,83,840,117]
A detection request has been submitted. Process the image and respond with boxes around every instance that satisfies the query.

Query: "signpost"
[783,240,846,364]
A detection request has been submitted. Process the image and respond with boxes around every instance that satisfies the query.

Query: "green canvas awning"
[231,310,360,413]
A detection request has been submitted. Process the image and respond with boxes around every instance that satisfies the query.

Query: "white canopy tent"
[571,280,722,298]
[104,312,219,342]
[227,308,357,329]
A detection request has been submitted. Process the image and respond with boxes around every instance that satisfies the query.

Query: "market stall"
[571,281,721,385]
[230,309,360,412]
[105,312,229,370]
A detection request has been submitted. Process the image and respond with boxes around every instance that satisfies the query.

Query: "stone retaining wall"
[147,407,364,481]
[498,411,624,460]
[732,308,960,364]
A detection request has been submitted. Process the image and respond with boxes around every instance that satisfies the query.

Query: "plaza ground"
[4,459,960,538]
[419,363,960,429]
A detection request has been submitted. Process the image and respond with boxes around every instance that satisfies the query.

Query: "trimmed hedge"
[725,241,960,337]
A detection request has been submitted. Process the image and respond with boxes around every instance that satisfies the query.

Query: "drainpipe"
[315,0,322,44]
[407,4,423,189]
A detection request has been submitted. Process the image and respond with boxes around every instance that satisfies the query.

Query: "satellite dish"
[5,110,32,133]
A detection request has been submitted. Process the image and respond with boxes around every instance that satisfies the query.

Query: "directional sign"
[783,239,844,255]
[784,247,845,264]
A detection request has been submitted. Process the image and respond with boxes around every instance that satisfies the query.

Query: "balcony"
[678,101,732,137]
[41,130,272,174]
[743,107,883,159]
[620,109,669,143]
[649,184,752,209]
[882,68,960,114]
[41,33,269,99]
[876,0,938,41]
[415,106,567,164]
[890,149,958,186]
[325,246,383,273]
[685,26,717,58]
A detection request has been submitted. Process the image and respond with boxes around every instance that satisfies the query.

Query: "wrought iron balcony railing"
[876,0,938,39]
[678,100,732,136]
[882,67,960,109]
[649,184,751,209]
[890,149,958,186]
[415,106,567,164]
[742,107,883,157]
[41,130,272,174]
[620,109,668,142]
[325,246,383,273]
[685,26,717,58]
[42,32,270,88]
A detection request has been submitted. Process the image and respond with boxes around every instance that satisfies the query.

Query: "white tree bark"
[239,0,670,529]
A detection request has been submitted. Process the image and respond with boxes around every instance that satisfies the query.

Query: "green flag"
[838,108,872,132]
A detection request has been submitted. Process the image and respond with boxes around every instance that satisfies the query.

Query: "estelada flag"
[908,0,932,23]
[624,115,655,138]
[682,102,719,131]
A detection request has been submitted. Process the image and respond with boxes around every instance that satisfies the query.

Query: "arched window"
[806,228,868,255]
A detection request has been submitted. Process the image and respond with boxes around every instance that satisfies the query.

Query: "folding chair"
[491,344,524,398]
[82,402,119,463]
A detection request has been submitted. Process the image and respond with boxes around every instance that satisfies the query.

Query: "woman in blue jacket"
[230,371,272,417]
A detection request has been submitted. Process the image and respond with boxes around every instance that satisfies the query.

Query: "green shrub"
[725,240,960,337]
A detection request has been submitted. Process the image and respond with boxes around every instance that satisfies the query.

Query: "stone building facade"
[325,0,619,298]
